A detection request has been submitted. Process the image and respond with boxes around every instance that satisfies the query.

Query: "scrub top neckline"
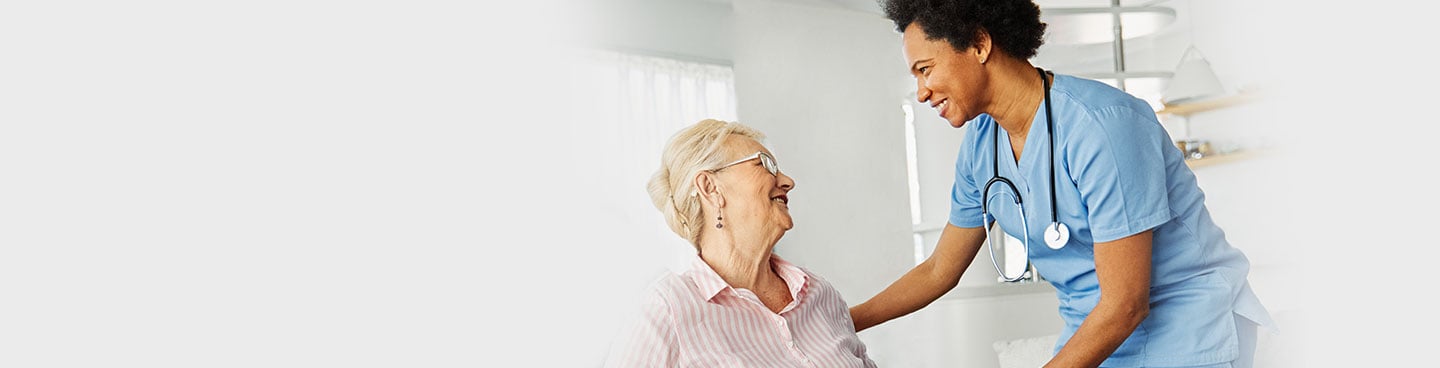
[997,91,1052,183]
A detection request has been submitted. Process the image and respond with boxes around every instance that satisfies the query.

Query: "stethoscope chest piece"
[1045,221,1069,249]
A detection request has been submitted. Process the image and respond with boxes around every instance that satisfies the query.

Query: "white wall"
[581,0,734,64]
[731,0,913,304]
[1174,2,1439,365]
[1272,1,1439,364]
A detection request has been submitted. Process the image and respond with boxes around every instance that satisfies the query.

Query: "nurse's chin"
[946,117,967,128]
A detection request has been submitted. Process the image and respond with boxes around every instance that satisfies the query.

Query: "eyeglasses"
[712,151,780,176]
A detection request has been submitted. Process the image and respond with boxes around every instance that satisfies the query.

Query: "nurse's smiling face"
[902,22,992,128]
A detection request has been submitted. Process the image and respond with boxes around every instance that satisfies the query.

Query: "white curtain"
[567,49,738,274]
[562,48,738,364]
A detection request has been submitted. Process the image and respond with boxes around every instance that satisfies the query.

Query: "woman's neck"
[698,232,781,290]
[986,60,1046,139]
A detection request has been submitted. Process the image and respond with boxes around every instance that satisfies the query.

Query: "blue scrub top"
[947,74,1273,367]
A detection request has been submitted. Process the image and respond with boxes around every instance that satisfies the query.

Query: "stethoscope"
[982,67,1070,282]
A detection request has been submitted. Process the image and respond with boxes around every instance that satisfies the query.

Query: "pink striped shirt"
[605,254,877,367]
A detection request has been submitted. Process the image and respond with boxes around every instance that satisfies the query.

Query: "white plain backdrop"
[0,1,600,366]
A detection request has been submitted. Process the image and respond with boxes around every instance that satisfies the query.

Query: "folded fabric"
[993,333,1059,368]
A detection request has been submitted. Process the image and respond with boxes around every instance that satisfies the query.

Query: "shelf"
[1156,90,1257,116]
[1184,150,1258,169]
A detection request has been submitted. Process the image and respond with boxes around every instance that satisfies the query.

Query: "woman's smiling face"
[708,137,796,233]
[902,22,991,129]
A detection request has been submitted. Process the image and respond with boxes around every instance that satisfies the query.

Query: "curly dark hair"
[881,0,1046,60]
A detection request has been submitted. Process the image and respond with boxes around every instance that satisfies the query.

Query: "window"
[901,97,1038,284]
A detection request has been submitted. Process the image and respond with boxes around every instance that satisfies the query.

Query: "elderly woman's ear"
[693,171,725,208]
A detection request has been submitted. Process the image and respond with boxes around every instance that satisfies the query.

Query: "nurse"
[848,1,1273,367]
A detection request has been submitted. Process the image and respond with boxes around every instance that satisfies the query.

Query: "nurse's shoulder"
[1051,74,1158,129]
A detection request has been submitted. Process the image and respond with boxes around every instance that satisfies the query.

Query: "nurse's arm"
[849,223,986,332]
[1045,230,1153,368]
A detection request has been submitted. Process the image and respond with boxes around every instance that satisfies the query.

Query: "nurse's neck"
[986,57,1047,144]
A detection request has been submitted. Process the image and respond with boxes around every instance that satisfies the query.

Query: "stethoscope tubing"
[980,67,1063,282]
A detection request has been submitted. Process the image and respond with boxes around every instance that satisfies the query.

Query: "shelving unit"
[1155,89,1257,116]
[1184,150,1258,169]
[1159,89,1260,169]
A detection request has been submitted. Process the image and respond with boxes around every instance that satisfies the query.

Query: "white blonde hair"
[647,119,765,248]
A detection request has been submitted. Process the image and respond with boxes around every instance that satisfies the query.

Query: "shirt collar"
[770,255,808,301]
[686,253,810,303]
[688,255,729,302]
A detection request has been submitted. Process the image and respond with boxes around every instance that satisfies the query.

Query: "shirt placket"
[737,289,815,367]
[774,313,815,366]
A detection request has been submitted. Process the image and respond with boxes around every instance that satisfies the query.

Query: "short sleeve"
[1068,107,1173,242]
[948,137,984,229]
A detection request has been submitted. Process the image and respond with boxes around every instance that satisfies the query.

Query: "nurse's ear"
[972,29,993,65]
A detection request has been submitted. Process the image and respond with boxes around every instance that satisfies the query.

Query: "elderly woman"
[605,119,876,367]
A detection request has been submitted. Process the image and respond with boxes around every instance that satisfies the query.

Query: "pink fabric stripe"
[605,255,877,367]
